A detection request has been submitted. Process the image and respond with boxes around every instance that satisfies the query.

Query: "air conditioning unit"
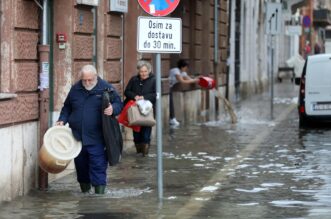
[109,0,128,13]
[76,0,99,6]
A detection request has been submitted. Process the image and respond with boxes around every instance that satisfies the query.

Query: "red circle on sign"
[303,15,311,27]
[138,0,180,17]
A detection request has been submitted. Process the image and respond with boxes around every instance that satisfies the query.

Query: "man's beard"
[83,81,97,91]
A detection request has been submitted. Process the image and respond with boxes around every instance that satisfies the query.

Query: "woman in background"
[124,60,156,156]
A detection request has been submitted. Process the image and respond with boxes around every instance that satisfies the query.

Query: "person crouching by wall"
[56,65,123,194]
[124,60,156,156]
[168,59,199,126]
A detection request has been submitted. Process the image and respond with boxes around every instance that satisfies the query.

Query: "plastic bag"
[136,99,153,116]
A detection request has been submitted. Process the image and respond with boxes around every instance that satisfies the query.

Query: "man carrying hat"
[56,65,123,194]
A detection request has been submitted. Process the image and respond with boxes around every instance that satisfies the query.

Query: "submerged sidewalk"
[0,81,300,219]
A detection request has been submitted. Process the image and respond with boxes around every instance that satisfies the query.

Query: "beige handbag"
[127,105,156,126]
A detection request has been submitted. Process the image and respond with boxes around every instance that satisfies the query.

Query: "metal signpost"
[137,0,181,201]
[266,2,282,120]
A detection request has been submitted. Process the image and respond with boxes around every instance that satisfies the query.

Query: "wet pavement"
[1,81,331,219]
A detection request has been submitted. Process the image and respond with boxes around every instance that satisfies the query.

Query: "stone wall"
[0,0,39,125]
[0,0,40,202]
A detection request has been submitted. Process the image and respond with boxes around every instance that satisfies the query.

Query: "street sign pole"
[155,53,163,200]
[271,36,274,120]
[137,0,181,201]
[266,2,282,120]
[137,16,181,201]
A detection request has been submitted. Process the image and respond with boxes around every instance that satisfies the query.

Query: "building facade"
[228,0,308,101]
[0,0,229,202]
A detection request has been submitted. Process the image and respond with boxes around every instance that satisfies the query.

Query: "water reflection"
[297,127,331,217]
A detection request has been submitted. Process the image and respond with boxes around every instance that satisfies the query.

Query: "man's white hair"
[80,64,97,76]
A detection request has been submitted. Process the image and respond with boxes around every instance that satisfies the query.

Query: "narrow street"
[1,81,331,219]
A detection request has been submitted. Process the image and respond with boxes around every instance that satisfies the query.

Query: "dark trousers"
[133,126,152,145]
[74,144,108,186]
[169,89,175,119]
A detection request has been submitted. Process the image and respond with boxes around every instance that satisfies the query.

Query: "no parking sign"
[138,0,180,17]
[303,15,311,27]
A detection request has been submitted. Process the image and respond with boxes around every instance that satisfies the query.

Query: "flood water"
[1,83,331,219]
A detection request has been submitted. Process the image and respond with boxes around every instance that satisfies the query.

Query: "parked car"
[295,54,331,127]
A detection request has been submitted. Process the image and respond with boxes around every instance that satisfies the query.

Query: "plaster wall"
[0,122,38,202]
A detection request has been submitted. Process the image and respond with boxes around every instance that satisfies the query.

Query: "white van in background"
[295,54,331,127]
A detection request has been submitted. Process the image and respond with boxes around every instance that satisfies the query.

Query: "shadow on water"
[77,212,137,219]
[298,122,331,149]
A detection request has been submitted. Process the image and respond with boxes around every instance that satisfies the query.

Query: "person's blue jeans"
[74,144,108,186]
[133,126,152,145]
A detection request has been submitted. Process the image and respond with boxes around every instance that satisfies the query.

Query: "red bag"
[117,100,141,132]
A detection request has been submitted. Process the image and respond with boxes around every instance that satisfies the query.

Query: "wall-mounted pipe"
[121,14,124,94]
[38,0,50,190]
[226,0,232,99]
[213,0,219,120]
[92,7,97,66]
[214,0,219,65]
[41,0,48,45]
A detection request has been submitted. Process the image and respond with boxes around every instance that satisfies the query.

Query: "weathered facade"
[228,0,308,101]
[0,0,40,202]
[0,0,229,202]
[228,0,269,100]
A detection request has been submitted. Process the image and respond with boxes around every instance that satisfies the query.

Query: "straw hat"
[43,126,82,160]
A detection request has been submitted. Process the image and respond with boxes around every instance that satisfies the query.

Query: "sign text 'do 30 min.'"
[137,16,182,53]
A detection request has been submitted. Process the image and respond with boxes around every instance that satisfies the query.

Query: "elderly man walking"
[56,65,122,194]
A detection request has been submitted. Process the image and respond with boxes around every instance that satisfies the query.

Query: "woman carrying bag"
[124,60,156,156]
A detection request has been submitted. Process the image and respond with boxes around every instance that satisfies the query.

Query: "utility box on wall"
[109,0,128,13]
[76,0,99,6]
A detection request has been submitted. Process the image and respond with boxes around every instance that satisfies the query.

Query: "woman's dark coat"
[124,73,156,106]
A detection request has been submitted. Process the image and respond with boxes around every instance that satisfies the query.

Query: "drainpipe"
[92,7,97,66]
[121,14,124,93]
[214,0,219,79]
[38,0,50,190]
[226,0,232,99]
[214,0,219,118]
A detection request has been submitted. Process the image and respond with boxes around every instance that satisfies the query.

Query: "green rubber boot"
[79,183,91,193]
[94,185,106,194]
